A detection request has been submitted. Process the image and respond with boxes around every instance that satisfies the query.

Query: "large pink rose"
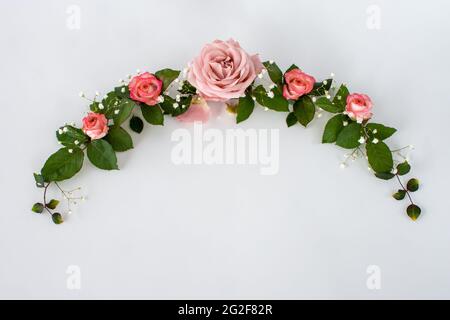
[82,112,109,140]
[344,93,373,123]
[282,68,315,100]
[129,72,162,106]
[176,97,210,123]
[187,39,263,102]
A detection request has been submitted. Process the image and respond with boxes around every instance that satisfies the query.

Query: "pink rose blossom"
[82,112,109,140]
[282,69,315,100]
[344,93,373,123]
[129,72,162,106]
[176,97,210,123]
[187,39,263,102]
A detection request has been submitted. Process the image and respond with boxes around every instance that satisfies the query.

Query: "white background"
[1,0,449,299]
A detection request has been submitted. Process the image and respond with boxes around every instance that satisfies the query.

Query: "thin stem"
[43,182,53,215]
[395,174,414,205]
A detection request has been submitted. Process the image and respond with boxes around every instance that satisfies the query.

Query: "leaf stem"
[43,182,53,215]
[395,174,414,205]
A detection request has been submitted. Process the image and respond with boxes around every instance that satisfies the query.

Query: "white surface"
[0,0,449,299]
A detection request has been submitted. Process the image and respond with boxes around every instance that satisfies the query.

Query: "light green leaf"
[141,104,164,125]
[366,123,397,140]
[322,114,345,143]
[46,199,60,210]
[253,85,289,112]
[332,84,349,110]
[262,61,283,86]
[155,69,180,91]
[315,97,342,113]
[56,125,88,148]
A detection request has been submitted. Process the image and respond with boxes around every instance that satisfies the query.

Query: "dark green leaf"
[114,86,130,99]
[141,104,164,125]
[155,68,180,91]
[310,79,333,96]
[322,114,345,143]
[172,95,192,117]
[286,112,298,127]
[286,64,299,73]
[52,213,64,224]
[332,84,349,110]
[41,148,84,182]
[87,140,118,170]
[129,116,144,133]
[32,203,44,213]
[105,126,133,152]
[46,199,60,210]
[366,123,397,140]
[263,61,283,86]
[375,172,395,180]
[253,85,289,112]
[236,94,255,123]
[178,81,196,95]
[106,98,136,127]
[397,161,411,176]
[366,141,394,173]
[158,95,176,114]
[293,96,315,127]
[315,97,342,113]
[406,178,419,192]
[407,204,421,221]
[56,125,88,148]
[393,190,406,200]
[34,173,45,188]
[336,123,362,149]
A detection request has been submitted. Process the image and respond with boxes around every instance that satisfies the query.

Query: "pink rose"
[188,39,263,102]
[82,112,109,140]
[128,72,162,106]
[176,97,210,123]
[344,93,373,123]
[282,69,315,100]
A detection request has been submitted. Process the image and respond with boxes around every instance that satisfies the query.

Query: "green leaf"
[322,114,345,143]
[375,172,395,180]
[34,173,45,188]
[366,123,397,140]
[56,125,88,148]
[107,99,136,127]
[32,203,44,213]
[407,204,421,221]
[263,61,283,86]
[336,123,362,149]
[178,81,197,95]
[406,178,419,192]
[397,161,411,176]
[172,95,192,117]
[114,86,130,99]
[315,97,342,113]
[393,190,406,200]
[332,84,349,110]
[155,68,180,91]
[46,199,60,210]
[105,126,133,152]
[310,79,333,96]
[293,96,315,127]
[129,116,144,133]
[87,140,118,170]
[366,141,394,173]
[286,112,298,127]
[52,213,64,224]
[41,148,84,182]
[141,104,164,125]
[253,85,289,112]
[236,94,255,123]
[286,64,299,73]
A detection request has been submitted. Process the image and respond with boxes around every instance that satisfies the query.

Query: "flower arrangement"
[31,39,421,224]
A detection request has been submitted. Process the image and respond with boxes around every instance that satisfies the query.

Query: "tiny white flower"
[356,118,363,124]
[269,84,276,89]
[78,91,85,98]
[326,94,331,99]
[181,105,186,108]
[267,91,274,98]
[114,109,120,115]
[391,168,398,174]
[372,138,379,144]
[343,121,348,126]
[99,103,104,110]
[157,96,164,103]
[258,73,263,79]
[330,72,335,77]
[80,144,85,149]
[58,129,63,135]
[136,69,141,74]
[312,97,317,102]
[63,127,68,133]
[264,107,269,111]
[372,129,378,134]
[323,80,328,85]
[358,136,366,144]
[317,113,323,118]
[176,94,181,102]
[121,88,125,93]
[118,79,123,83]
[74,140,79,145]
[114,101,118,106]
[174,78,179,83]
[252,96,256,101]
[337,96,342,100]
[409,144,415,149]
[68,149,73,153]
[95,91,100,96]
[173,103,179,109]
[368,166,372,171]
[340,163,347,169]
